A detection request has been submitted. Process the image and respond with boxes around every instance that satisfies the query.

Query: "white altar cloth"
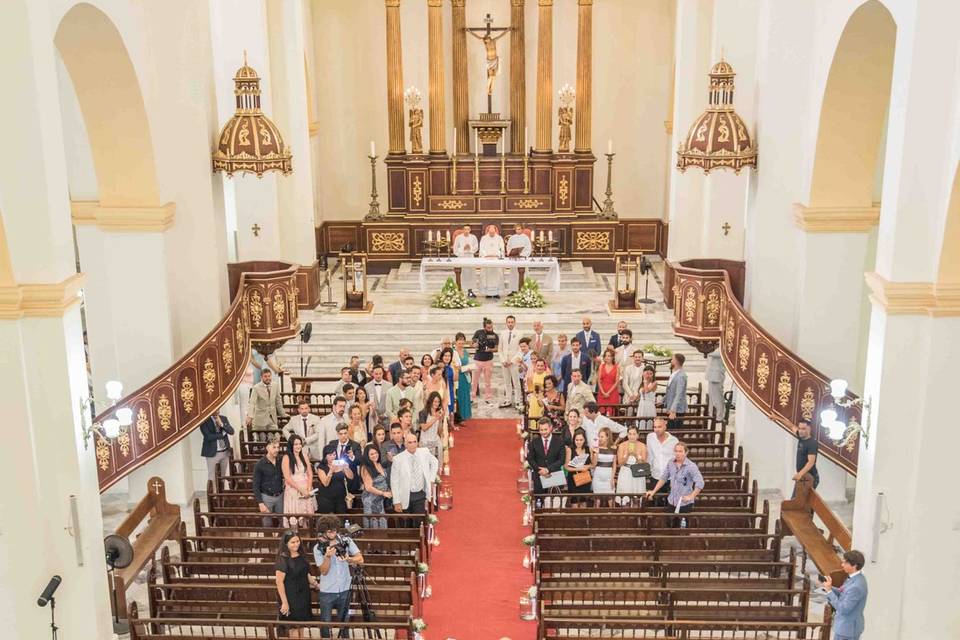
[419,256,561,292]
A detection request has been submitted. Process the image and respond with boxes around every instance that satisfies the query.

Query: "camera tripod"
[349,563,380,639]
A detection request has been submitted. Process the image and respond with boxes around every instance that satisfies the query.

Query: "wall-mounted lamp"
[819,378,871,449]
[79,380,131,449]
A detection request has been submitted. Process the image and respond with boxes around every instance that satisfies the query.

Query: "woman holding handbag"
[615,425,649,505]
[564,429,595,505]
[592,427,617,496]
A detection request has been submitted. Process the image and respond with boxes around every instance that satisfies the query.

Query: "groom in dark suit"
[527,418,565,500]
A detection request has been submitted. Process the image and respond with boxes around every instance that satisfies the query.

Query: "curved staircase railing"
[668,260,861,475]
[93,263,301,492]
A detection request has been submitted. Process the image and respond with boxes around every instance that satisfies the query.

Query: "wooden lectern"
[610,252,643,312]
[340,252,373,313]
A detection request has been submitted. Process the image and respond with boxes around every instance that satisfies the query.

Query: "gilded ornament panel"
[136,407,151,445]
[203,358,217,395]
[272,289,286,326]
[370,231,406,253]
[96,436,111,471]
[799,386,816,421]
[180,376,196,414]
[777,370,792,408]
[248,289,264,328]
[575,230,611,252]
[157,393,173,431]
[683,286,698,325]
[222,337,234,376]
[412,176,423,208]
[437,199,467,210]
[516,199,544,210]
[756,352,770,390]
[558,175,569,206]
[117,429,131,459]
[704,287,722,327]
[738,333,751,372]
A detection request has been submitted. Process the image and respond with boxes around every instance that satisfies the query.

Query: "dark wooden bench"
[538,614,833,639]
[781,475,851,586]
[533,504,770,534]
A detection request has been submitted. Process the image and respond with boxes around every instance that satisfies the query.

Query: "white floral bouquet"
[427,514,439,525]
[411,618,428,631]
[431,277,480,309]
[503,277,546,308]
[522,534,536,546]
[528,585,538,598]
[417,562,430,574]
[642,343,674,358]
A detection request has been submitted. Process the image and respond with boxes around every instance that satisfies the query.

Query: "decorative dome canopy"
[676,59,757,175]
[212,53,292,178]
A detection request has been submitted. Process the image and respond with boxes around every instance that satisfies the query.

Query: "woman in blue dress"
[439,348,457,417]
[453,333,472,422]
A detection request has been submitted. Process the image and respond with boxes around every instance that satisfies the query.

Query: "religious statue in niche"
[557,84,576,153]
[404,86,424,154]
[467,13,511,113]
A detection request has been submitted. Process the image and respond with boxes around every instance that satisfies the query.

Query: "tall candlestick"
[453,127,457,155]
[474,130,479,157]
[539,230,544,242]
[446,230,451,242]
[525,126,529,151]
[371,140,376,157]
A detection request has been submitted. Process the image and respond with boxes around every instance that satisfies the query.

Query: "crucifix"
[251,223,262,237]
[721,222,731,236]
[467,13,511,114]
[151,479,163,495]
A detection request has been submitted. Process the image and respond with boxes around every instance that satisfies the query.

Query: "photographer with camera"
[313,515,364,638]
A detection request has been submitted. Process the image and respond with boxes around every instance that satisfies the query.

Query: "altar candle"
[539,230,545,242]
[428,229,433,241]
[607,139,613,154]
[548,230,554,241]
[370,140,376,157]
[446,229,451,242]
[525,126,529,149]
[474,130,479,156]
[453,127,457,153]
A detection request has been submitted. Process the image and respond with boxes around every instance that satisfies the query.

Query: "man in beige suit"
[528,320,553,362]
[246,369,287,432]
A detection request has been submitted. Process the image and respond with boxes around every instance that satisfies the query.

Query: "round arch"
[808,0,896,207]
[54,3,160,207]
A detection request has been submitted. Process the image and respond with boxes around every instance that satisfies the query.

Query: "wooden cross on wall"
[251,223,262,237]
[722,222,731,236]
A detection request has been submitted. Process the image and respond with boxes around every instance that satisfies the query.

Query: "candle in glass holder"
[428,229,433,241]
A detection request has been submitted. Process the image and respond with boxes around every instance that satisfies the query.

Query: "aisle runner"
[424,419,535,640]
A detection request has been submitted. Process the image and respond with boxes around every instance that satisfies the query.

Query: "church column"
[427,0,446,154]
[510,0,526,153]
[573,0,592,153]
[534,0,554,153]
[386,0,406,154]
[451,0,469,154]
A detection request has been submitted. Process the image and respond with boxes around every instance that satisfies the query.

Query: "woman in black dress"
[564,429,595,504]
[275,530,316,636]
[315,443,353,514]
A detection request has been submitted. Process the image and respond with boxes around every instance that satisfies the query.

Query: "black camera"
[329,523,363,557]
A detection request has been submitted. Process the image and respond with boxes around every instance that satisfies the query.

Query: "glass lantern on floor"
[438,484,454,510]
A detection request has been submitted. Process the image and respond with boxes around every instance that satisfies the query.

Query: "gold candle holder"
[451,153,458,194]
[500,152,506,194]
[523,149,530,194]
[473,153,481,195]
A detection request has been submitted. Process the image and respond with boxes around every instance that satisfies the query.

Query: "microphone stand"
[49,596,58,640]
[638,259,655,305]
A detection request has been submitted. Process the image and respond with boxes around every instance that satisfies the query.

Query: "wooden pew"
[109,477,181,621]
[532,503,770,534]
[128,602,411,640]
[780,475,851,586]
[538,614,833,639]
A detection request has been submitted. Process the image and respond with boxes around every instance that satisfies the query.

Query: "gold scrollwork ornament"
[705,290,721,326]
[370,232,406,253]
[203,358,217,395]
[222,338,234,376]
[725,315,736,353]
[738,335,750,372]
[158,394,173,430]
[180,377,196,414]
[756,353,770,390]
[800,387,816,420]
[437,199,467,210]
[683,288,697,324]
[558,175,569,205]
[136,407,151,445]
[575,231,611,251]
[412,176,423,207]
[249,290,264,328]
[516,199,544,210]
[117,429,131,458]
[777,371,792,408]
[95,436,111,471]
[272,289,286,326]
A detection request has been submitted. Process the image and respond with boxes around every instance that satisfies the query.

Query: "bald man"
[574,317,602,363]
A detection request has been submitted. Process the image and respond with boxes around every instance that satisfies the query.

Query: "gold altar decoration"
[213,53,293,178]
[557,84,575,153]
[676,60,757,174]
[341,252,373,313]
[405,86,424,155]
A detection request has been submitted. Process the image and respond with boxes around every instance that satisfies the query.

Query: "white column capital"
[864,272,960,317]
[792,203,879,233]
[0,272,85,319]
[70,200,176,232]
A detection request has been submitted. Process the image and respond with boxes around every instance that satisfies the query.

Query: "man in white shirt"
[614,329,639,367]
[453,224,479,295]
[286,400,323,451]
[312,396,348,460]
[621,349,646,415]
[333,367,353,396]
[582,401,626,441]
[505,223,533,290]
[645,417,679,505]
[499,314,523,409]
[566,370,596,413]
[478,224,505,298]
[390,432,439,515]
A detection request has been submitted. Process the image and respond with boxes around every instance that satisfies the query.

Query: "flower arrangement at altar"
[522,534,536,546]
[503,277,546,308]
[431,277,480,309]
[642,343,674,358]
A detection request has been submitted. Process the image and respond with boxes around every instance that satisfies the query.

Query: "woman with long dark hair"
[315,442,353,514]
[564,429,595,503]
[281,434,315,528]
[418,391,444,459]
[360,443,392,528]
[453,332,472,422]
[438,348,457,416]
[275,530,316,635]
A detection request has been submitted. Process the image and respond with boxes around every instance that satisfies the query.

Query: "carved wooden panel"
[428,196,476,213]
[388,168,407,211]
[554,168,574,212]
[624,221,660,253]
[429,168,448,196]
[94,265,299,491]
[408,170,427,213]
[367,229,409,255]
[505,196,551,213]
[670,264,861,475]
[478,197,504,213]
[574,166,593,210]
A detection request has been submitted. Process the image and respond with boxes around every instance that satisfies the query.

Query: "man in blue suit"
[559,337,592,393]
[821,550,868,640]
[200,408,235,484]
[661,353,688,430]
[574,316,602,363]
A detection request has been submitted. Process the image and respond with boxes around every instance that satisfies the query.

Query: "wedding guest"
[621,350,646,416]
[614,329,638,367]
[541,374,566,432]
[408,363,426,414]
[397,407,415,435]
[281,434,315,528]
[340,383,355,413]
[565,369,596,414]
[596,348,621,416]
[418,391,445,459]
[333,367,353,396]
[315,443,352,514]
[527,418,565,500]
[499,314,523,409]
[645,441,704,521]
[560,337,592,392]
[661,353,688,430]
[274,530,315,634]
[453,332,472,422]
[637,366,658,429]
[391,433,439,516]
[383,424,405,470]
[424,366,447,415]
[563,408,585,447]
[438,348,458,416]
[386,369,417,424]
[246,368,287,432]
[471,318,499,403]
[574,316,603,365]
[527,384,545,420]
[353,386,372,436]
[564,429,595,500]
[592,427,617,494]
[522,345,545,393]
[371,425,388,455]
[583,401,626,443]
[329,424,362,496]
[419,353,435,385]
[360,443,392,529]
[387,348,410,384]
[346,404,368,448]
[615,425,648,504]
[608,320,629,348]
[253,437,284,527]
[199,408,234,484]
[348,355,368,388]
[551,333,571,386]
[313,397,347,460]
[286,401,321,450]
[820,550,869,640]
[364,366,392,430]
[646,417,679,506]
[529,320,553,362]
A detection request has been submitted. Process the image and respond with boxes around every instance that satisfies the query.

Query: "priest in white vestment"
[505,223,533,291]
[453,224,479,293]
[478,224,505,297]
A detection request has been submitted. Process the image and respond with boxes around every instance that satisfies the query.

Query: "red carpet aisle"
[424,419,536,640]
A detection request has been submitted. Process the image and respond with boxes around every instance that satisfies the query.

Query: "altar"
[419,256,560,293]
